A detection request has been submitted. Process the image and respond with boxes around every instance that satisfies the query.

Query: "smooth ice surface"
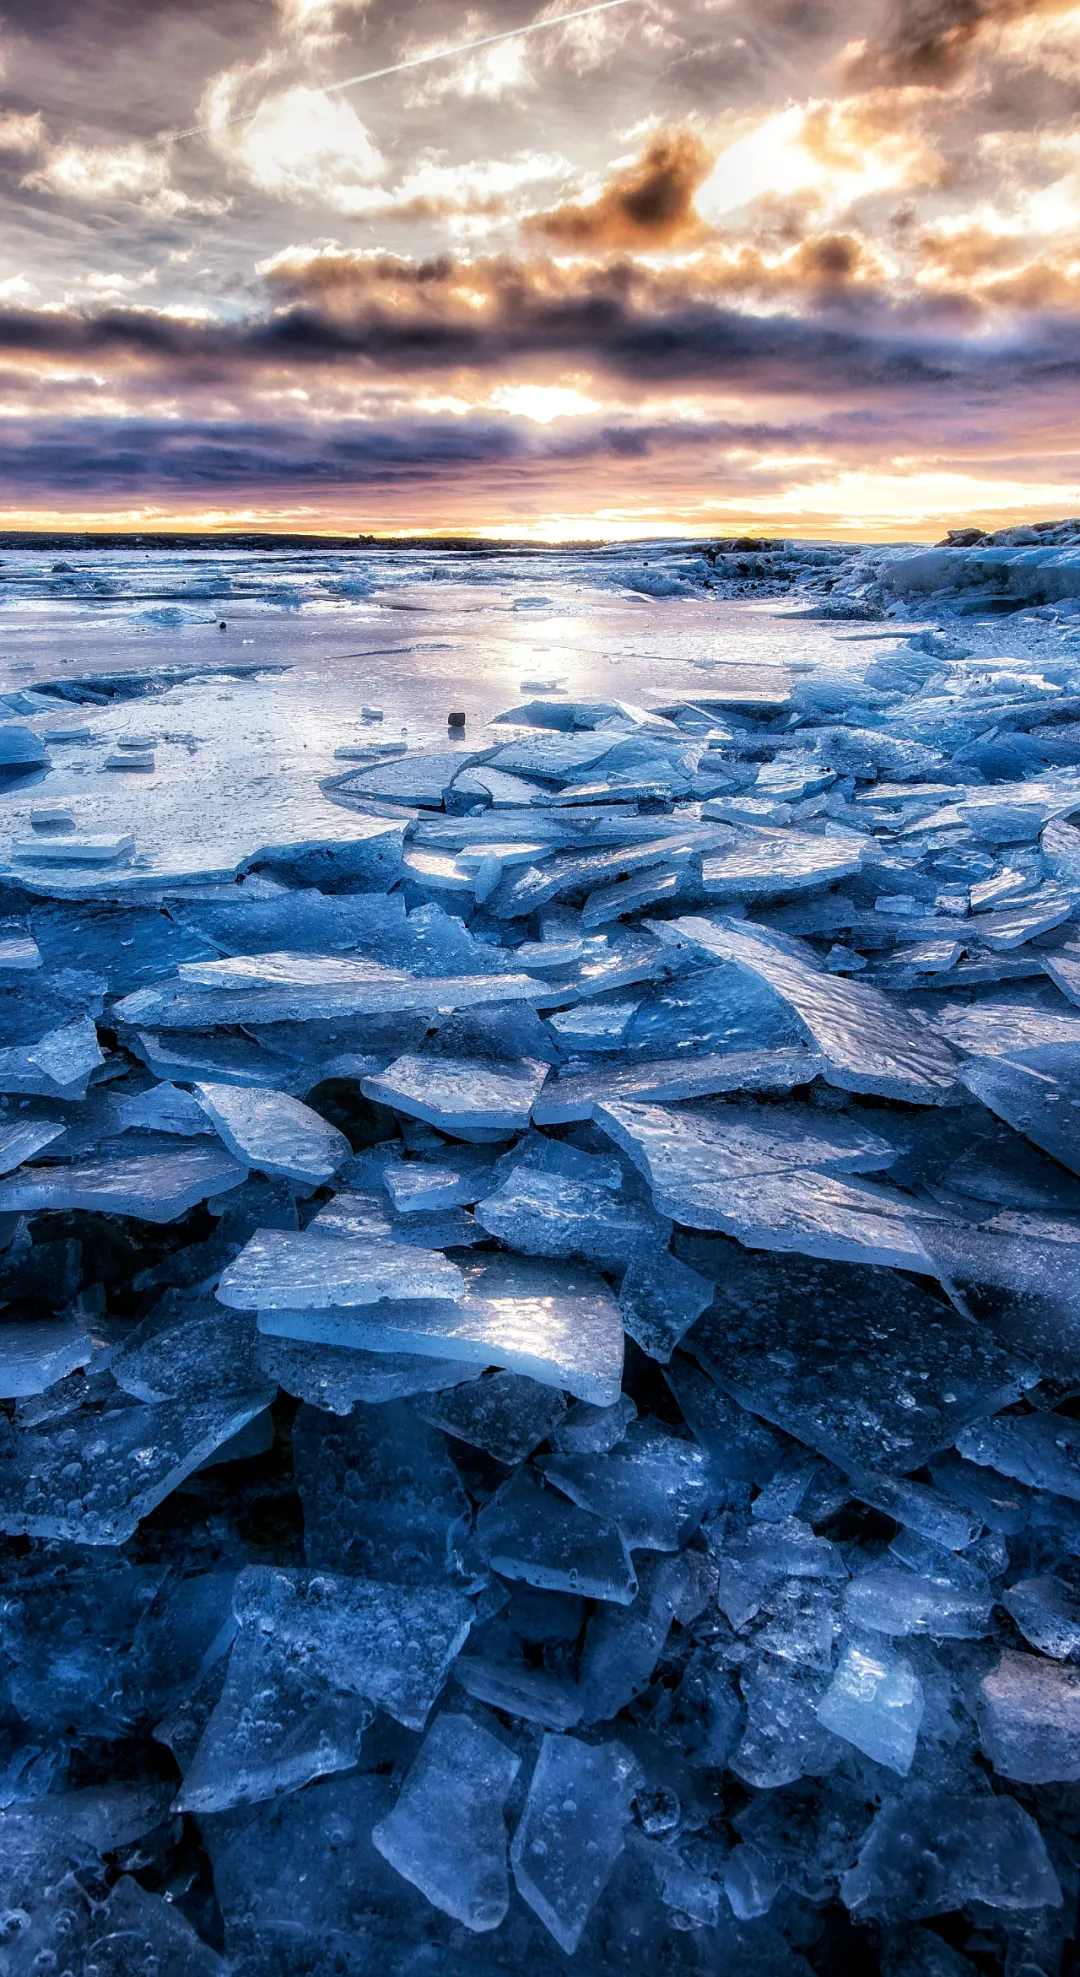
[0,1141,248,1222]
[510,1734,641,1952]
[260,1252,623,1403]
[955,1409,1080,1498]
[362,1051,549,1134]
[218,1228,465,1308]
[651,916,959,1102]
[192,1081,350,1184]
[372,1712,520,1931]
[532,1046,820,1122]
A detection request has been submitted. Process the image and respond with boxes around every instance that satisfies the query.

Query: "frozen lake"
[0,543,894,886]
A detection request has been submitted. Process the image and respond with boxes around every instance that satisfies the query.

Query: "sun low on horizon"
[2,0,1080,542]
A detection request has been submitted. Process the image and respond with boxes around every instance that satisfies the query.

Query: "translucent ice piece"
[955,1409,1080,1499]
[0,1315,93,1397]
[176,1621,373,1812]
[552,1392,637,1454]
[261,1253,623,1404]
[594,1097,896,1202]
[0,1390,272,1543]
[732,1655,842,1789]
[362,1052,549,1135]
[664,1355,788,1484]
[373,1712,520,1932]
[258,1332,483,1411]
[294,1401,472,1586]
[1002,1577,1080,1660]
[492,1129,622,1192]
[842,1792,1061,1921]
[416,1371,566,1463]
[118,965,545,1026]
[329,746,486,806]
[231,1563,472,1729]
[578,1550,710,1720]
[510,1733,640,1954]
[114,1081,215,1137]
[474,1167,668,1267]
[385,1149,494,1213]
[651,916,958,1103]
[455,1653,582,1729]
[192,1081,350,1185]
[541,1420,722,1552]
[937,992,1080,1066]
[218,1228,465,1309]
[0,1013,104,1099]
[112,1291,263,1403]
[0,1116,64,1175]
[0,1141,248,1223]
[476,1468,638,1604]
[977,1648,1080,1782]
[618,1241,713,1361]
[532,1046,821,1123]
[958,1055,1080,1177]
[816,1640,924,1775]
[843,1565,993,1638]
[700,830,863,899]
[81,1876,226,1977]
[684,1245,1034,1473]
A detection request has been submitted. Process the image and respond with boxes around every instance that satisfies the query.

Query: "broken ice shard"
[217,1228,465,1309]
[372,1712,520,1932]
[362,1051,549,1135]
[540,1420,722,1551]
[260,1253,622,1405]
[977,1648,1080,1782]
[955,1409,1080,1499]
[176,1621,373,1812]
[510,1734,641,1953]
[651,916,958,1102]
[815,1639,924,1775]
[258,1332,482,1411]
[294,1401,472,1586]
[477,1468,638,1603]
[0,1141,248,1222]
[192,1081,350,1184]
[842,1793,1061,1921]
[416,1370,567,1463]
[474,1167,667,1266]
[682,1245,1035,1473]
[0,1391,272,1544]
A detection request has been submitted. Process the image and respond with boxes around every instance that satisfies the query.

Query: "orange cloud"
[525,129,713,249]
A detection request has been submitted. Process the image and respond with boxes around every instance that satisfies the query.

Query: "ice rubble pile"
[4,651,1080,1976]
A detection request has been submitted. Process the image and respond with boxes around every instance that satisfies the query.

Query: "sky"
[1,0,1080,539]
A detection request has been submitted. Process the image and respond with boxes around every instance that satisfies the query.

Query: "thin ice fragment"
[372,1712,520,1932]
[192,1081,350,1184]
[510,1734,641,1953]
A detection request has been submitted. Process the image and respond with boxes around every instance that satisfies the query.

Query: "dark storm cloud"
[0,410,838,492]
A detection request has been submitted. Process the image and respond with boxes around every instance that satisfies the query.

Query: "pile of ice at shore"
[3,640,1080,1977]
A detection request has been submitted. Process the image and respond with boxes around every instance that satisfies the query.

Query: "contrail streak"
[162,0,640,146]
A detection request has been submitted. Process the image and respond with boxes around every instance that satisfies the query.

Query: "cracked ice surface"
[4,543,1080,1977]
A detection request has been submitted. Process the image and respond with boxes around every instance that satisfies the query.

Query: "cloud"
[839,0,1076,91]
[527,129,713,248]
[206,82,386,211]
[22,139,218,216]
[0,110,43,156]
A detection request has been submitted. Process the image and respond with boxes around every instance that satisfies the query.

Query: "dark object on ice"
[219,620,227,629]
[447,710,466,729]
